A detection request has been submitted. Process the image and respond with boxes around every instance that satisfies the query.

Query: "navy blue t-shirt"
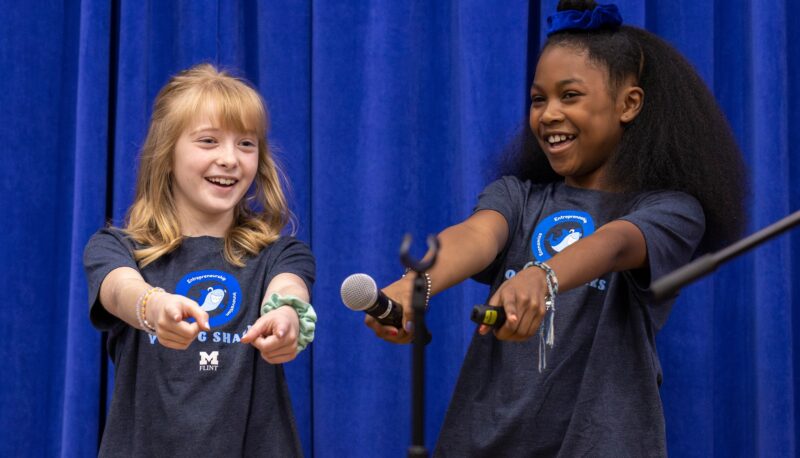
[434,177,704,457]
[84,228,315,457]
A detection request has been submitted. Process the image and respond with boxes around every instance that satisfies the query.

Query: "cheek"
[528,107,538,129]
[242,155,260,181]
[171,166,191,188]
[529,110,547,146]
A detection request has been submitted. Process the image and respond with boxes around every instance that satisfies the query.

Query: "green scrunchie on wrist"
[260,293,317,352]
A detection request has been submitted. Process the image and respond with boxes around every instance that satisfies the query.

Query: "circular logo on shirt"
[531,210,595,261]
[175,270,243,328]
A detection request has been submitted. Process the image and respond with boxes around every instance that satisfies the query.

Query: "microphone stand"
[400,234,440,458]
[650,210,800,301]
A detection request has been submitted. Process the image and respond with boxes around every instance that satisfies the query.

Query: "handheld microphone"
[471,304,506,328]
[340,273,404,328]
[341,273,432,344]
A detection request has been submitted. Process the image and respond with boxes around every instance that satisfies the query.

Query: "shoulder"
[264,235,311,253]
[255,236,314,265]
[483,175,547,194]
[619,190,706,255]
[627,190,704,222]
[257,235,316,287]
[478,176,552,206]
[84,226,137,256]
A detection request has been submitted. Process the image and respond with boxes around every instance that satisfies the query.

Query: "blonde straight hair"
[124,63,291,267]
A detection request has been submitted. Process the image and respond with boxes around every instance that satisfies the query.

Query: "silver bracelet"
[403,268,432,309]
[529,262,558,372]
[532,261,559,296]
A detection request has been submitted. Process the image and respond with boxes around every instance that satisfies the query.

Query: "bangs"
[171,79,267,137]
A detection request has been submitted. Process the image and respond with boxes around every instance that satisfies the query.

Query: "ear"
[619,86,644,124]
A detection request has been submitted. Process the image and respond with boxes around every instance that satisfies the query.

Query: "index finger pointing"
[182,301,210,331]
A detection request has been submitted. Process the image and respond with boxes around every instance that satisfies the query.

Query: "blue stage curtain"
[1,0,797,456]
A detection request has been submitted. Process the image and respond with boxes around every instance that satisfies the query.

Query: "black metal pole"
[650,210,800,301]
[408,274,428,458]
[400,234,439,458]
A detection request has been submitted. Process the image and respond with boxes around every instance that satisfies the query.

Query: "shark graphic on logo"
[532,210,595,261]
[199,287,226,312]
[547,229,583,252]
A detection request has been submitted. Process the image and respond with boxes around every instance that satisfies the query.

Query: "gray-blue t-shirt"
[435,177,704,457]
[84,228,315,457]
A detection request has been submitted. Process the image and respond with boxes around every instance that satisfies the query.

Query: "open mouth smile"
[544,134,575,152]
[205,177,238,188]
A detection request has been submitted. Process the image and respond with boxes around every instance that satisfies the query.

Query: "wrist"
[525,261,559,372]
[136,287,164,335]
[530,261,559,296]
[145,291,166,325]
[522,264,549,290]
[402,269,432,308]
[275,304,300,320]
[261,293,316,351]
[395,274,415,289]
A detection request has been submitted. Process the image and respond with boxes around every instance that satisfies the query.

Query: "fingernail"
[389,330,398,337]
[277,330,285,338]
[404,321,414,332]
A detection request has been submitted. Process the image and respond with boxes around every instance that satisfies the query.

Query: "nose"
[539,101,564,124]
[215,141,237,168]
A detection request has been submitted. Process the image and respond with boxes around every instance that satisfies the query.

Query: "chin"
[546,161,574,177]
[199,201,239,217]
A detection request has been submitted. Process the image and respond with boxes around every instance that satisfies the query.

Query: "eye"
[197,137,217,145]
[239,139,258,149]
[562,91,581,101]
[530,94,546,106]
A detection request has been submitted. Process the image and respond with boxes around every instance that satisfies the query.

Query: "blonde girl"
[84,64,315,456]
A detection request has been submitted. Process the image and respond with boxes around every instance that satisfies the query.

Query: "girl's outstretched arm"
[365,209,509,343]
[99,267,211,349]
[484,220,646,341]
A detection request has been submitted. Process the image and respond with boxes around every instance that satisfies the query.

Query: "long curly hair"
[499,0,747,250]
[124,63,292,267]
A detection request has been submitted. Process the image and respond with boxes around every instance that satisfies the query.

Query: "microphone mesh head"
[340,273,378,311]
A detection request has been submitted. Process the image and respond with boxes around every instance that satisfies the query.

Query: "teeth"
[208,177,236,186]
[546,134,574,145]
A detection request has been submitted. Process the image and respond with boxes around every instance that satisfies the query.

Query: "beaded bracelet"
[528,262,558,372]
[402,268,432,309]
[532,261,559,296]
[260,293,317,352]
[135,286,164,336]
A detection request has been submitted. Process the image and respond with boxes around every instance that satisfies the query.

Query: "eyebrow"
[188,126,221,136]
[531,78,586,91]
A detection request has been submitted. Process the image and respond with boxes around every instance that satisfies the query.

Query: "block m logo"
[199,351,219,365]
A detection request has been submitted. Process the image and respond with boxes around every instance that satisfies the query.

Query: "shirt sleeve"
[618,190,706,303]
[83,228,140,331]
[266,237,316,298]
[473,176,524,234]
[471,176,526,284]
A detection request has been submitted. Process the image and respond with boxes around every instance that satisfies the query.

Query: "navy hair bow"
[546,3,623,36]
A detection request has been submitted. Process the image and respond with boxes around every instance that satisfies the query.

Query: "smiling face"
[171,115,259,235]
[529,45,642,190]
